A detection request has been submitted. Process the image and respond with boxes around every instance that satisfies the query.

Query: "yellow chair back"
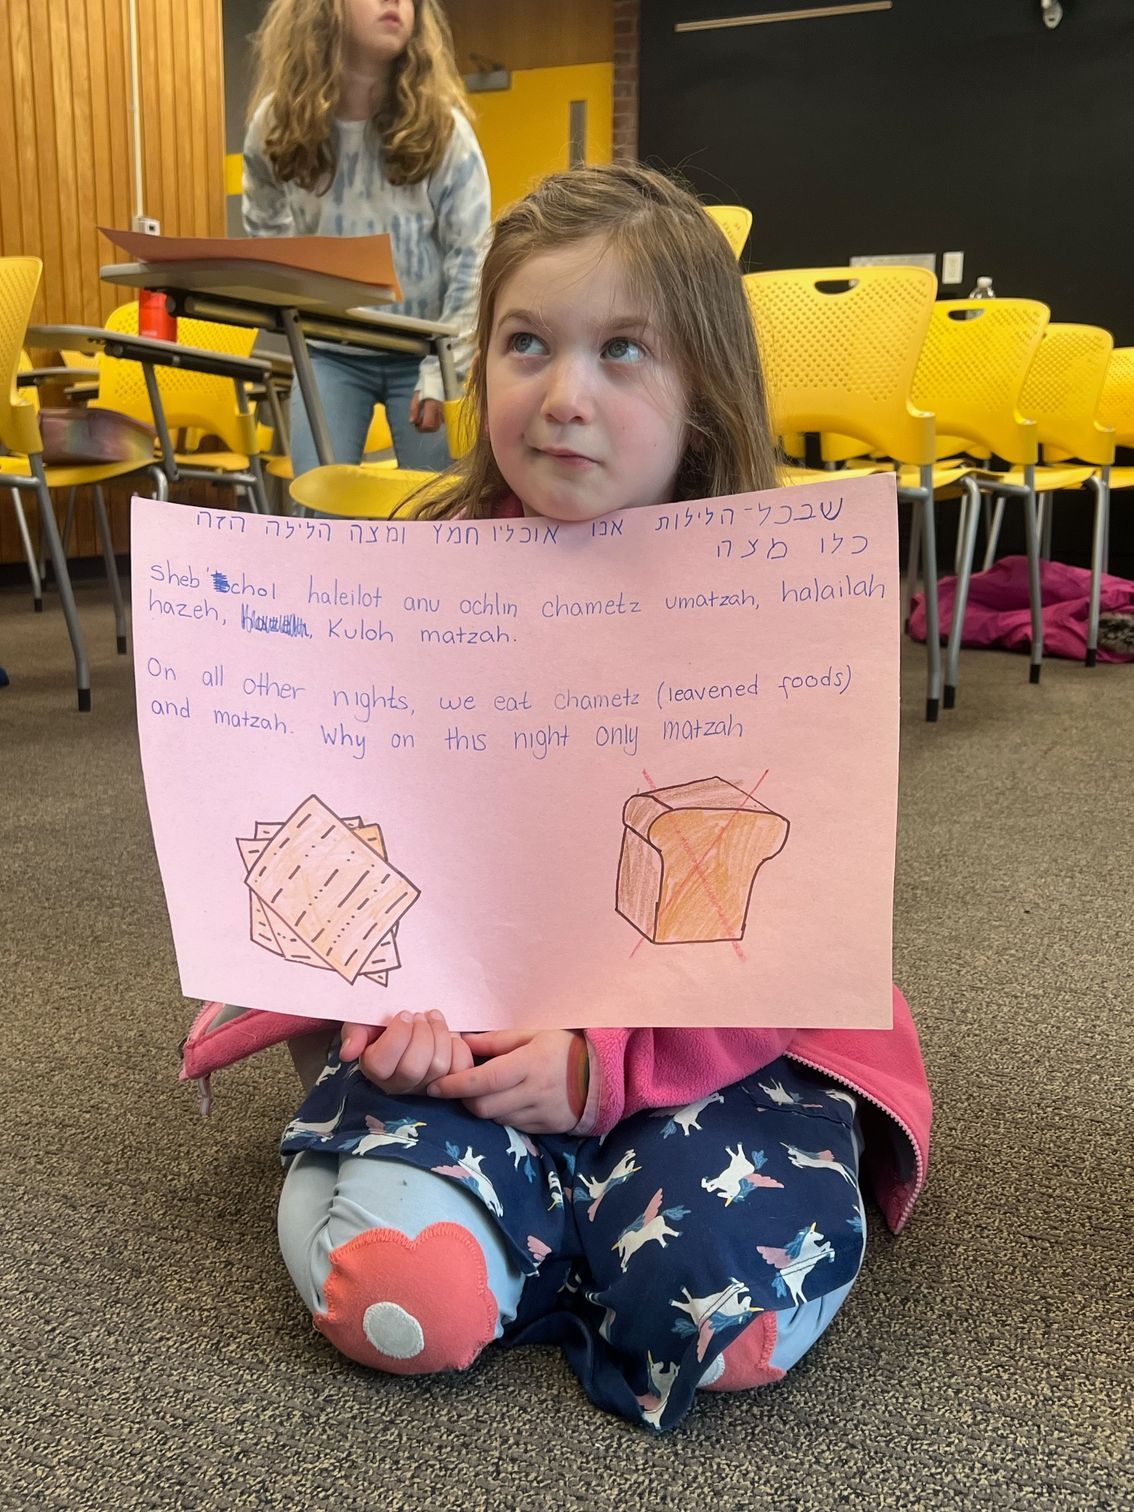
[93,302,259,456]
[911,298,1049,465]
[444,394,476,459]
[1097,347,1134,448]
[705,205,752,260]
[0,256,44,456]
[17,351,39,410]
[744,265,937,465]
[1020,323,1115,466]
[289,464,448,518]
[363,406,394,455]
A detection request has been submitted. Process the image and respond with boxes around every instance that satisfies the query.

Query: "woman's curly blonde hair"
[248,0,471,190]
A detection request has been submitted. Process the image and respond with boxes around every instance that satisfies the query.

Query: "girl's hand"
[409,392,444,432]
[341,1012,473,1097]
[427,1029,589,1134]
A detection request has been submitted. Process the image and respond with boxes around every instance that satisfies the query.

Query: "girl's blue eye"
[603,337,644,363]
[508,331,547,356]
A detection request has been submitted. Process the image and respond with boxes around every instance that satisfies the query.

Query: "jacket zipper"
[785,1050,925,1231]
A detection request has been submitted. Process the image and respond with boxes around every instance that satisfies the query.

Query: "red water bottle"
[138,289,176,341]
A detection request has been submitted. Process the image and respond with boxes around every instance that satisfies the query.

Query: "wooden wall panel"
[0,0,226,565]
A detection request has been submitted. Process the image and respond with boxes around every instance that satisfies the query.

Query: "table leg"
[280,306,336,466]
[142,362,179,492]
[436,335,459,401]
[265,376,290,453]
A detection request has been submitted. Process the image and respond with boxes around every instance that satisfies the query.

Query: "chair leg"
[953,490,969,576]
[9,487,43,611]
[919,491,941,722]
[1085,474,1109,667]
[945,478,981,710]
[248,457,271,517]
[1039,492,1053,560]
[62,487,78,556]
[982,495,1006,571]
[148,464,169,502]
[32,470,90,711]
[902,502,921,630]
[1021,484,1044,684]
[92,486,128,655]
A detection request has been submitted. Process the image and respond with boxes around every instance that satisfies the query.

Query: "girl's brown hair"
[413,162,780,521]
[248,0,470,190]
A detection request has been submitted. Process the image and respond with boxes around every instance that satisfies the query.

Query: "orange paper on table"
[98,227,401,300]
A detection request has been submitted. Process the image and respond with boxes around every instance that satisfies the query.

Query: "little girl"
[185,164,932,1432]
[243,0,491,473]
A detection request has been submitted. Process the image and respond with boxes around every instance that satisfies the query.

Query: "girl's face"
[342,0,415,66]
[484,237,688,523]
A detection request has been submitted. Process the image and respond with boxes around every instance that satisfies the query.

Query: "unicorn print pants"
[278,1053,866,1432]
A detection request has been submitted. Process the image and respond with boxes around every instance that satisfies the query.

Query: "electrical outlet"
[130,215,161,235]
[942,250,965,286]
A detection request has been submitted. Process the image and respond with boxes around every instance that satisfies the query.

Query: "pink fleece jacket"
[576,986,931,1233]
[183,496,931,1236]
[182,986,930,1235]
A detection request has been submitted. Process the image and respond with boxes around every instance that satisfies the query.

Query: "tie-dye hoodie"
[242,102,491,402]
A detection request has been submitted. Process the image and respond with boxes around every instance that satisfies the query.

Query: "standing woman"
[243,0,491,474]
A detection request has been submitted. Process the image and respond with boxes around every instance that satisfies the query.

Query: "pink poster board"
[131,474,899,1030]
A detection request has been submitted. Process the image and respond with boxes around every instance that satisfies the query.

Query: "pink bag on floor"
[908,555,1134,662]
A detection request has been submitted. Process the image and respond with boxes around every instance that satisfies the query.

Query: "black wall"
[639,0,1134,342]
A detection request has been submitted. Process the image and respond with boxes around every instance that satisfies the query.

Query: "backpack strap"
[181,1000,330,1114]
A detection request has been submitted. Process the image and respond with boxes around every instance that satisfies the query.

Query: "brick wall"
[612,0,639,161]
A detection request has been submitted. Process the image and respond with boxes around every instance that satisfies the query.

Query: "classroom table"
[26,323,274,507]
[99,259,460,467]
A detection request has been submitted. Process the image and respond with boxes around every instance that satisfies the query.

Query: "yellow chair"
[979,324,1115,666]
[1098,347,1134,456]
[705,205,753,261]
[93,303,270,513]
[265,405,398,484]
[744,264,950,720]
[287,393,474,519]
[4,356,44,610]
[444,393,475,459]
[288,464,445,518]
[904,298,1050,704]
[1096,349,1134,591]
[0,258,162,709]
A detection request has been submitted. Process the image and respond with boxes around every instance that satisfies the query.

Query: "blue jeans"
[289,348,451,476]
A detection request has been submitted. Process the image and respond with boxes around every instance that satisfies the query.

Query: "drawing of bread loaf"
[616,777,789,944]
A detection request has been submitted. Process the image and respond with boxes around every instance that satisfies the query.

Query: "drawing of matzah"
[254,817,367,839]
[253,816,396,935]
[616,777,789,944]
[245,795,419,983]
[237,835,398,981]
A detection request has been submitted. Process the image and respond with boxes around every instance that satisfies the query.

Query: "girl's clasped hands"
[339,1015,588,1134]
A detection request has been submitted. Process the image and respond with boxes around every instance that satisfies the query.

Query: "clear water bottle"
[968,275,996,299]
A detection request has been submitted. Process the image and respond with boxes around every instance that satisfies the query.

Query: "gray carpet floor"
[2,577,1131,1511]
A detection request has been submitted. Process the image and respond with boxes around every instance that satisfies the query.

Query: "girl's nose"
[541,357,592,424]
